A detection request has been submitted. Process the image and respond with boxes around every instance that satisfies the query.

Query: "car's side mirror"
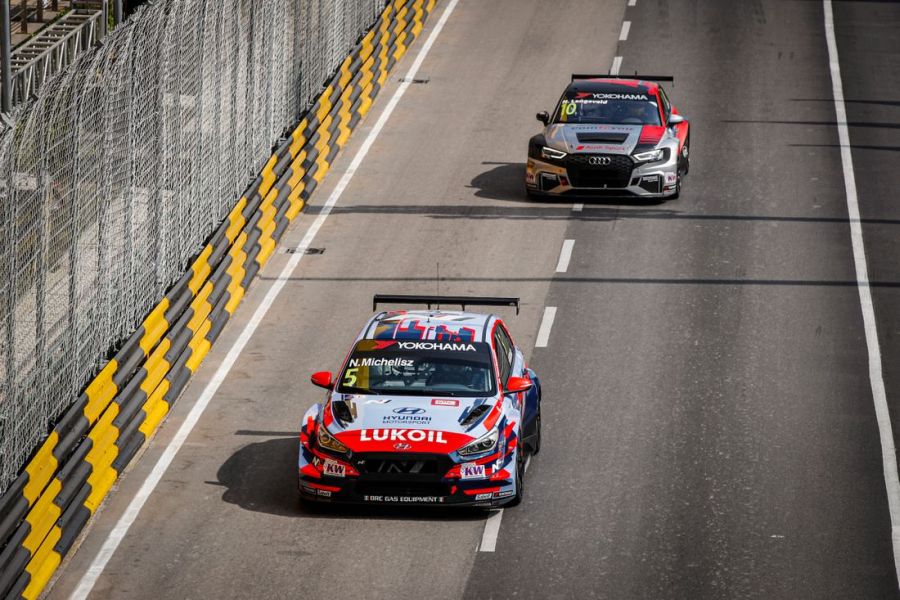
[505,376,533,394]
[311,371,334,390]
[536,111,550,125]
[668,113,684,125]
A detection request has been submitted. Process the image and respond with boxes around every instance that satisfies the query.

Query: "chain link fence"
[0,0,385,494]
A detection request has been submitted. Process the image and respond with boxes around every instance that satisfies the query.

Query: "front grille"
[565,154,634,188]
[360,457,441,475]
[354,453,453,478]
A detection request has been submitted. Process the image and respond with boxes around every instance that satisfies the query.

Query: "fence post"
[0,0,11,114]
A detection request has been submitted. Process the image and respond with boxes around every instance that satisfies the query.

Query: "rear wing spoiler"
[571,73,674,83]
[373,294,520,315]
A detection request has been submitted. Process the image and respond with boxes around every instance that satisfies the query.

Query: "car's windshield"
[553,90,661,125]
[337,340,496,397]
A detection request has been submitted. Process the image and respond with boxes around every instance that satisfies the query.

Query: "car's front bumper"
[298,445,519,508]
[526,153,679,198]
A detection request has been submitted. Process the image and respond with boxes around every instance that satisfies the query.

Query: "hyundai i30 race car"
[526,74,690,199]
[298,295,541,508]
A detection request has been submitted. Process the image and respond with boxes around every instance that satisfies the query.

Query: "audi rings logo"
[588,156,612,166]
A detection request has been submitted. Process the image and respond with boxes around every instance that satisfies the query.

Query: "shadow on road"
[214,435,486,522]
[467,161,668,207]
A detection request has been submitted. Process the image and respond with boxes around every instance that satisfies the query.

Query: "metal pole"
[19,0,25,34]
[0,0,11,114]
[113,0,122,27]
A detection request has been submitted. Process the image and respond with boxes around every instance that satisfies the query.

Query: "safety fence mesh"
[0,0,385,493]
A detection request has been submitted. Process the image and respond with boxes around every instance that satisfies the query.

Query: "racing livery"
[298,295,541,508]
[527,74,690,199]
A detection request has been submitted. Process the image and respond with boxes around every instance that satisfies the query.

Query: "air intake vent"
[460,404,490,427]
[331,400,356,424]
[575,132,629,143]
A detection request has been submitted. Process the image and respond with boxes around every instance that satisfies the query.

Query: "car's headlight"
[458,429,499,456]
[541,146,567,160]
[632,148,669,163]
[317,426,349,454]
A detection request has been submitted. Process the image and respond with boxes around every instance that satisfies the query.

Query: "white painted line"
[479,509,504,552]
[619,21,631,41]
[572,203,584,212]
[610,56,622,75]
[628,0,637,6]
[68,2,461,598]
[555,239,575,273]
[824,0,900,582]
[534,306,557,348]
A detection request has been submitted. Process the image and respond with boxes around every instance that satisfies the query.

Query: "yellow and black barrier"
[0,0,436,597]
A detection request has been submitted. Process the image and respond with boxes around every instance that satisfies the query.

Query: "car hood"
[326,393,495,453]
[545,123,647,155]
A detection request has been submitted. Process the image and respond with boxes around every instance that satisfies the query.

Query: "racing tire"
[531,404,542,455]
[679,135,690,176]
[506,448,527,507]
[670,175,681,200]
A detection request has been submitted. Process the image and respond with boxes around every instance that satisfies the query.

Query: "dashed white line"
[67,1,462,598]
[628,0,637,6]
[824,0,900,581]
[555,239,575,273]
[535,306,557,348]
[572,203,584,212]
[610,56,622,75]
[619,20,631,41]
[479,509,504,552]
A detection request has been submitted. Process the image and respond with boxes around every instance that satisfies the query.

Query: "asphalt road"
[46,1,900,599]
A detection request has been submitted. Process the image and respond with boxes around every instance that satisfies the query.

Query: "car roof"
[565,78,659,95]
[360,310,495,344]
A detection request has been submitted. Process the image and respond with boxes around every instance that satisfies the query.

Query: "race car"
[526,74,690,199]
[298,295,542,508]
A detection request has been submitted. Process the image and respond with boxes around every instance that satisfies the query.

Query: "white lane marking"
[610,56,622,75]
[479,509,504,552]
[535,307,557,348]
[555,239,575,273]
[68,1,461,598]
[572,203,584,212]
[619,20,631,41]
[824,0,900,581]
[628,0,637,6]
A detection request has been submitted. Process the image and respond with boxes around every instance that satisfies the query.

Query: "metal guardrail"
[0,0,385,496]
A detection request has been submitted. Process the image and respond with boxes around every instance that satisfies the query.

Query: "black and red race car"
[527,74,690,199]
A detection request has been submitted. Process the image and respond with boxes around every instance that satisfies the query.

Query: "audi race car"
[298,295,542,508]
[526,74,690,199]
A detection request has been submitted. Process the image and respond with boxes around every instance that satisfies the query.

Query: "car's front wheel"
[506,448,527,507]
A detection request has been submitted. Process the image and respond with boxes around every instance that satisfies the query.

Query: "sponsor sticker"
[360,429,448,444]
[348,357,414,368]
[363,495,446,504]
[493,490,515,499]
[317,489,332,498]
[460,462,487,480]
[665,173,677,184]
[474,493,493,501]
[431,398,460,407]
[322,460,346,478]
[396,341,476,352]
